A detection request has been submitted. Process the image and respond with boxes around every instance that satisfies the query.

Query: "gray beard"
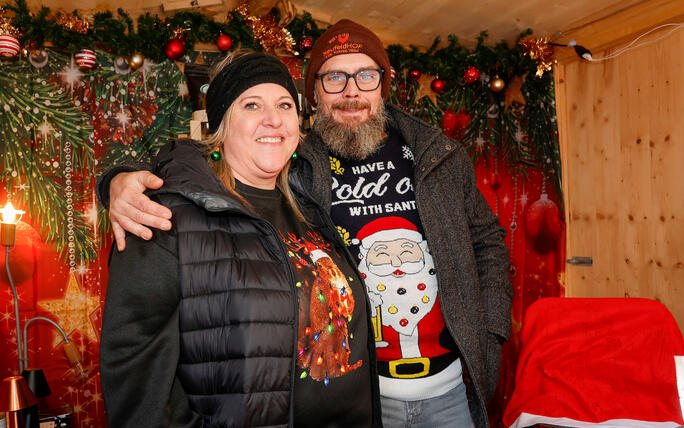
[312,102,387,161]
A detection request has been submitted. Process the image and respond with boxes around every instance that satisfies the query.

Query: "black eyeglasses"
[315,69,384,94]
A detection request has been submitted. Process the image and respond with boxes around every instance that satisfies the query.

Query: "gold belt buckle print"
[389,357,430,378]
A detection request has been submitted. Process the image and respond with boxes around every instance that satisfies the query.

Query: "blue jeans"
[380,382,475,428]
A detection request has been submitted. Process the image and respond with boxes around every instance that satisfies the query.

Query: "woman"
[100,52,381,428]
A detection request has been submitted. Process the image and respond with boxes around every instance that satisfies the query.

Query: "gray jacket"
[297,104,513,428]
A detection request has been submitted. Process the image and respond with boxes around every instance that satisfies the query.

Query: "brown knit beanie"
[305,19,391,106]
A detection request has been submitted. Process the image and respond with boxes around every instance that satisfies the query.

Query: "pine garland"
[2,0,323,60]
[0,53,95,262]
[0,48,191,263]
[1,0,563,259]
[386,30,561,200]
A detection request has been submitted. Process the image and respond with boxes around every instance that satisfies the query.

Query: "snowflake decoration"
[58,59,84,93]
[402,145,414,161]
[514,129,525,143]
[115,108,131,130]
[84,203,98,229]
[37,118,54,140]
[474,136,487,150]
[140,59,154,79]
[75,262,89,276]
[520,192,529,206]
[178,82,188,97]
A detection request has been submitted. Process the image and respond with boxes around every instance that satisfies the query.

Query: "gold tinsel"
[54,12,91,34]
[235,1,295,55]
[519,35,555,77]
[170,26,188,41]
[0,7,22,37]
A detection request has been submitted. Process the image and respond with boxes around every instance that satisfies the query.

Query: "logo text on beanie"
[322,42,364,59]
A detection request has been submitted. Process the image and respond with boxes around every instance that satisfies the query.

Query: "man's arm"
[96,162,172,251]
[461,150,514,399]
[100,228,202,428]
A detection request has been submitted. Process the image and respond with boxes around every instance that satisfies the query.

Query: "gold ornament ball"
[129,53,145,71]
[490,77,505,92]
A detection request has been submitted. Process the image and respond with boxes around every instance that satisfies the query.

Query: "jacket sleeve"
[95,161,153,209]
[460,149,513,342]
[100,228,203,428]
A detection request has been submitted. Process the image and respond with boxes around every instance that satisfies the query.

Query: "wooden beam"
[555,0,684,64]
[162,0,223,12]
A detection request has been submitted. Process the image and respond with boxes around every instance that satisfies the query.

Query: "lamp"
[0,376,37,428]
[1,201,86,427]
[22,317,87,380]
[18,370,49,398]
[1,201,87,376]
[17,369,49,428]
[0,202,26,372]
[0,202,24,247]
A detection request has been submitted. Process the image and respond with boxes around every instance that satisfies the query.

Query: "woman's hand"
[109,171,172,250]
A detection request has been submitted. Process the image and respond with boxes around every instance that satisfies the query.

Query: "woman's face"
[223,83,299,189]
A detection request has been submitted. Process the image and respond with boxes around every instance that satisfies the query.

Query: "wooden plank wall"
[555,24,684,330]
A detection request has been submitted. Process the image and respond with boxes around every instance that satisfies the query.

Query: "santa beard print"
[359,254,438,341]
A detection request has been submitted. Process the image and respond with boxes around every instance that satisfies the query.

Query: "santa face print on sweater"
[329,132,459,389]
[356,218,438,353]
[360,233,438,341]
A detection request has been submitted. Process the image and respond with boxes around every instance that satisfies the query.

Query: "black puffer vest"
[151,140,381,428]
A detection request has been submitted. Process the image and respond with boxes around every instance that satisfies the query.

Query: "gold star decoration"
[414,74,438,106]
[504,75,527,110]
[38,272,99,346]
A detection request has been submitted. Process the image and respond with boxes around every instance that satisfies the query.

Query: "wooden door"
[554,29,684,330]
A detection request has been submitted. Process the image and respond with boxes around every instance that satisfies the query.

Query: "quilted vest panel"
[172,200,296,428]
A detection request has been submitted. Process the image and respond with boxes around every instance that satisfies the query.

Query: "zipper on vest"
[257,219,299,428]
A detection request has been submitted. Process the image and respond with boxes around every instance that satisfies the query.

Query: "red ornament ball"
[0,34,20,57]
[525,193,562,254]
[298,36,313,53]
[430,78,445,93]
[442,109,470,139]
[463,66,480,84]
[165,38,185,61]
[75,48,97,70]
[409,69,421,80]
[216,33,232,51]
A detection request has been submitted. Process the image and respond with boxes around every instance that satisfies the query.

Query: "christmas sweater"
[329,131,462,401]
[238,181,373,427]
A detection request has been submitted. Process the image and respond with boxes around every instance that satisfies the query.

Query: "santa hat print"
[352,216,424,249]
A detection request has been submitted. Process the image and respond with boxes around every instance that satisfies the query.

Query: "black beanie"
[206,53,300,133]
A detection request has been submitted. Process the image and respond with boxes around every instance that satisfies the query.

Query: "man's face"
[366,238,425,278]
[315,53,384,129]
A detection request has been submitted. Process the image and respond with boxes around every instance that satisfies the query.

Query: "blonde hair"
[201,50,309,223]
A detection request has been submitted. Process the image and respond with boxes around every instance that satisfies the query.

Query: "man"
[98,19,512,428]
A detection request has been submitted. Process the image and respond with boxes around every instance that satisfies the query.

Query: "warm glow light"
[0,202,24,225]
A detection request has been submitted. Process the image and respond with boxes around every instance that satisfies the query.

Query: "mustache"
[331,100,371,111]
[367,260,425,277]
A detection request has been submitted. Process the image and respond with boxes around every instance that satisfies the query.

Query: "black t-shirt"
[237,181,372,428]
